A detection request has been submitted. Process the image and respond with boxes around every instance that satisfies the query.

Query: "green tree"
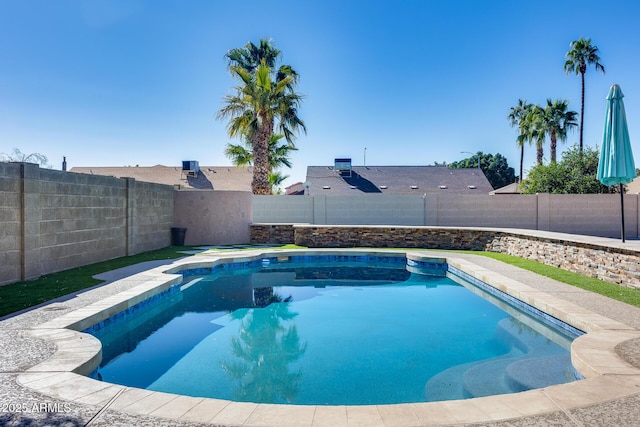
[564,37,605,151]
[218,39,306,195]
[225,134,297,194]
[268,171,289,194]
[508,100,535,182]
[520,145,613,194]
[450,152,516,190]
[542,99,578,163]
[225,134,297,170]
[225,39,282,73]
[528,105,547,166]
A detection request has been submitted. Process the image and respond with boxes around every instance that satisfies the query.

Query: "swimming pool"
[85,254,581,405]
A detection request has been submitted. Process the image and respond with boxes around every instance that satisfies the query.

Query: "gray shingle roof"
[305,165,493,195]
[69,165,253,191]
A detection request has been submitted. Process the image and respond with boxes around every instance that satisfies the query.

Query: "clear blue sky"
[2,0,640,188]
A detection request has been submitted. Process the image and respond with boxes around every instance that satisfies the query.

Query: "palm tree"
[268,171,289,194]
[508,99,535,182]
[529,105,547,166]
[218,39,306,195]
[225,134,298,169]
[225,134,297,193]
[225,39,282,74]
[543,99,578,163]
[564,37,605,151]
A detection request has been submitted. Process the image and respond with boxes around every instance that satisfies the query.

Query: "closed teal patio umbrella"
[597,84,636,242]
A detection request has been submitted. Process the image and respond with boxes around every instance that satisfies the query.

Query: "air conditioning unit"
[334,158,352,177]
[182,160,200,176]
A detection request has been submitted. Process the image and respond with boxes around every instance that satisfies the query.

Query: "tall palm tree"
[268,171,290,194]
[529,106,547,166]
[225,39,281,74]
[218,39,306,195]
[564,37,605,151]
[508,99,535,182]
[543,99,578,163]
[225,134,298,170]
[225,134,297,193]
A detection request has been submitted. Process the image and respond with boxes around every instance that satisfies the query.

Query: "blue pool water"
[87,255,581,405]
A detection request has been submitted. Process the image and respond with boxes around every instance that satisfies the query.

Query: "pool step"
[424,318,573,401]
[504,354,575,391]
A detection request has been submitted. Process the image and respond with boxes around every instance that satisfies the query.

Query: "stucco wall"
[253,195,313,223]
[173,190,252,245]
[0,163,174,285]
[252,193,639,238]
[254,195,426,225]
[540,193,638,237]
[425,194,538,228]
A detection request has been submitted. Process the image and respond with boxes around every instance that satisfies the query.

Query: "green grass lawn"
[1,245,638,318]
[464,251,640,308]
[0,246,198,318]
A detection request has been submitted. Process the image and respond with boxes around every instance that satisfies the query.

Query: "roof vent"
[439,185,447,189]
[334,158,352,177]
[182,160,199,177]
[350,185,357,189]
[379,185,387,189]
[322,185,331,190]
[411,185,419,189]
[468,185,477,189]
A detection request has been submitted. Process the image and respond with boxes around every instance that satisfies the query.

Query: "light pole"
[460,151,480,169]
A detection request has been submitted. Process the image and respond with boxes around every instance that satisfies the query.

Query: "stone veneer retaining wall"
[249,224,640,290]
[250,223,296,245]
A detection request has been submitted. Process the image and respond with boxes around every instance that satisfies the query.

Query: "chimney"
[62,156,67,171]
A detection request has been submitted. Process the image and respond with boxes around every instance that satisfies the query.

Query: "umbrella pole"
[620,183,626,243]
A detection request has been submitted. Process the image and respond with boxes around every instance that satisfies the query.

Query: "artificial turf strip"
[467,251,640,308]
[0,246,198,318]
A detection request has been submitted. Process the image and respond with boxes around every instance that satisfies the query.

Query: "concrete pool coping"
[8,248,640,426]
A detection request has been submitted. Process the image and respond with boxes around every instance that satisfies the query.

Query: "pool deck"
[2,234,640,426]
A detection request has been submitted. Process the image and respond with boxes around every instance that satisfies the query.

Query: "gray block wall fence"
[0,163,174,285]
[252,193,639,238]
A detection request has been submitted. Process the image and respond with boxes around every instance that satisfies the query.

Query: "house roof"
[285,182,305,195]
[69,165,253,191]
[305,165,493,195]
[489,182,521,195]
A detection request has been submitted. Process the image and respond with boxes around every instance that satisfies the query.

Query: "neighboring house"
[70,162,252,191]
[304,160,493,195]
[285,182,305,195]
[489,182,521,195]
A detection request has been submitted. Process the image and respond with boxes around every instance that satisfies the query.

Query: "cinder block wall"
[0,163,174,285]
[128,180,175,254]
[0,162,22,285]
[32,165,127,278]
